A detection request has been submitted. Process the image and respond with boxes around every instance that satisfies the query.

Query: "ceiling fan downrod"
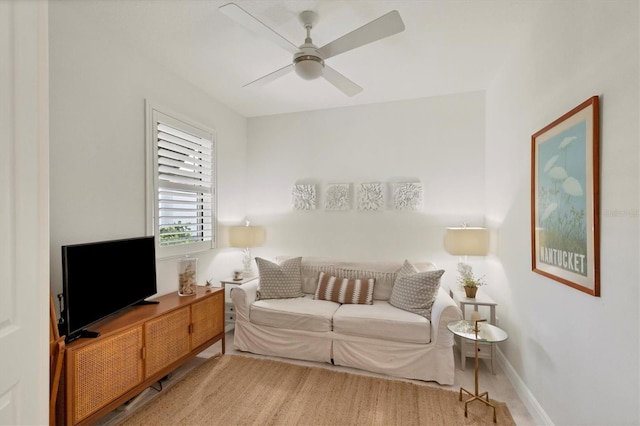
[293,11,324,80]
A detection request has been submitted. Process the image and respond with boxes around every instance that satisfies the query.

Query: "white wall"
[48,3,249,300]
[485,1,639,424]
[245,92,487,290]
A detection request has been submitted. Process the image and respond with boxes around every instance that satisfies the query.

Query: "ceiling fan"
[219,2,405,97]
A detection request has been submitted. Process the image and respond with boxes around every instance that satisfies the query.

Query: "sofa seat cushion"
[250,294,340,333]
[332,301,431,344]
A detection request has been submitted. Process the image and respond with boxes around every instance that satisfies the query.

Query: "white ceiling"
[67,0,542,117]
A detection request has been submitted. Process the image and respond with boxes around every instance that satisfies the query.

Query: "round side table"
[447,319,508,423]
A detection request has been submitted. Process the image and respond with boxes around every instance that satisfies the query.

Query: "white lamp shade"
[444,227,489,256]
[229,226,265,248]
[295,59,324,80]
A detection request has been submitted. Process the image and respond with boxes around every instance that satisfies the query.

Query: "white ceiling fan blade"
[219,3,299,55]
[318,10,405,60]
[243,63,294,88]
[322,66,363,97]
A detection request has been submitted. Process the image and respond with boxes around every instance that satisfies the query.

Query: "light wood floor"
[96,329,536,425]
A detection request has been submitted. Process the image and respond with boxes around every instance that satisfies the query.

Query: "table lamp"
[229,222,265,276]
[444,225,489,295]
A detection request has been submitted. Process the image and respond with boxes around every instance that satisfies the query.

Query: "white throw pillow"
[256,257,304,300]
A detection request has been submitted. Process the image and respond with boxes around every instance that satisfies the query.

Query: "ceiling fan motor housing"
[293,46,325,80]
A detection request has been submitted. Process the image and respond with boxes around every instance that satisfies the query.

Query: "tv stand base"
[66,329,100,343]
[135,300,160,305]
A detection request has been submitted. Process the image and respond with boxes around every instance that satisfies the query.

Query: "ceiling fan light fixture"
[294,55,324,80]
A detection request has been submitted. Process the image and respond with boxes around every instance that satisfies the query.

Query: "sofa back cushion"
[314,272,375,305]
[282,257,437,301]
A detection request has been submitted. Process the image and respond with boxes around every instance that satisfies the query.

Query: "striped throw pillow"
[314,272,375,305]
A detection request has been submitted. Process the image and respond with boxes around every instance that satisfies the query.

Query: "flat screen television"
[61,236,158,342]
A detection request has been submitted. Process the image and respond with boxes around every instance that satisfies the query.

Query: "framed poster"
[531,96,600,296]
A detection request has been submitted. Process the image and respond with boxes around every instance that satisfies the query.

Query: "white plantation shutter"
[148,107,216,256]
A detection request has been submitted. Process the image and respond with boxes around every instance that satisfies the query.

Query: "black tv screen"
[61,236,158,342]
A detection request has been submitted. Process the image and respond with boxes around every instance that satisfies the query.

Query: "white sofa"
[231,257,462,385]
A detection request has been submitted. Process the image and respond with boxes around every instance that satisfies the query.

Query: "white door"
[0,1,49,425]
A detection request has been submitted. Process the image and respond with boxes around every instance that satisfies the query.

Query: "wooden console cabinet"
[61,286,224,425]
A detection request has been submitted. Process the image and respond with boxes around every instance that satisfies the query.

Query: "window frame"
[145,101,217,258]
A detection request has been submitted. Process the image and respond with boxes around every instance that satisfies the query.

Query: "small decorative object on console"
[178,255,197,296]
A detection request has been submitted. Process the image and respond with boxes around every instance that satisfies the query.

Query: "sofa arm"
[430,287,462,346]
[230,279,259,322]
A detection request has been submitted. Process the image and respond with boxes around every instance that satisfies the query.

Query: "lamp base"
[242,248,255,277]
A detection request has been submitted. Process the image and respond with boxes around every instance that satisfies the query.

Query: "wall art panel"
[325,183,351,211]
[357,183,385,212]
[392,182,423,211]
[292,184,317,210]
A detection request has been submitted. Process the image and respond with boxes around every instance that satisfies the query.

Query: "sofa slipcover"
[231,257,462,384]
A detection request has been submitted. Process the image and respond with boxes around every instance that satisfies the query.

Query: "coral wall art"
[392,182,423,211]
[357,183,385,211]
[292,184,317,210]
[325,183,351,211]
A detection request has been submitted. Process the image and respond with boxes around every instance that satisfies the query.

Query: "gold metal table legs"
[458,331,498,422]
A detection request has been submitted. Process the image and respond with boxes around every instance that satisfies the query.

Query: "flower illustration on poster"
[292,184,316,210]
[392,182,423,211]
[537,123,587,276]
[325,183,351,211]
[357,183,385,212]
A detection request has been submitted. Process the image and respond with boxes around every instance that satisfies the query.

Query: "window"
[147,104,216,257]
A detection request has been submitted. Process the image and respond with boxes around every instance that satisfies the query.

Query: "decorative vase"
[178,256,197,296]
[464,286,478,298]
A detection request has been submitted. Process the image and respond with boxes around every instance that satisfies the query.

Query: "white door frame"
[0,1,50,424]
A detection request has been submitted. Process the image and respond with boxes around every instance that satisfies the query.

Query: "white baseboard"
[496,347,554,425]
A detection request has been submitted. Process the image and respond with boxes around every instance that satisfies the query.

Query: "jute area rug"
[118,354,515,425]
